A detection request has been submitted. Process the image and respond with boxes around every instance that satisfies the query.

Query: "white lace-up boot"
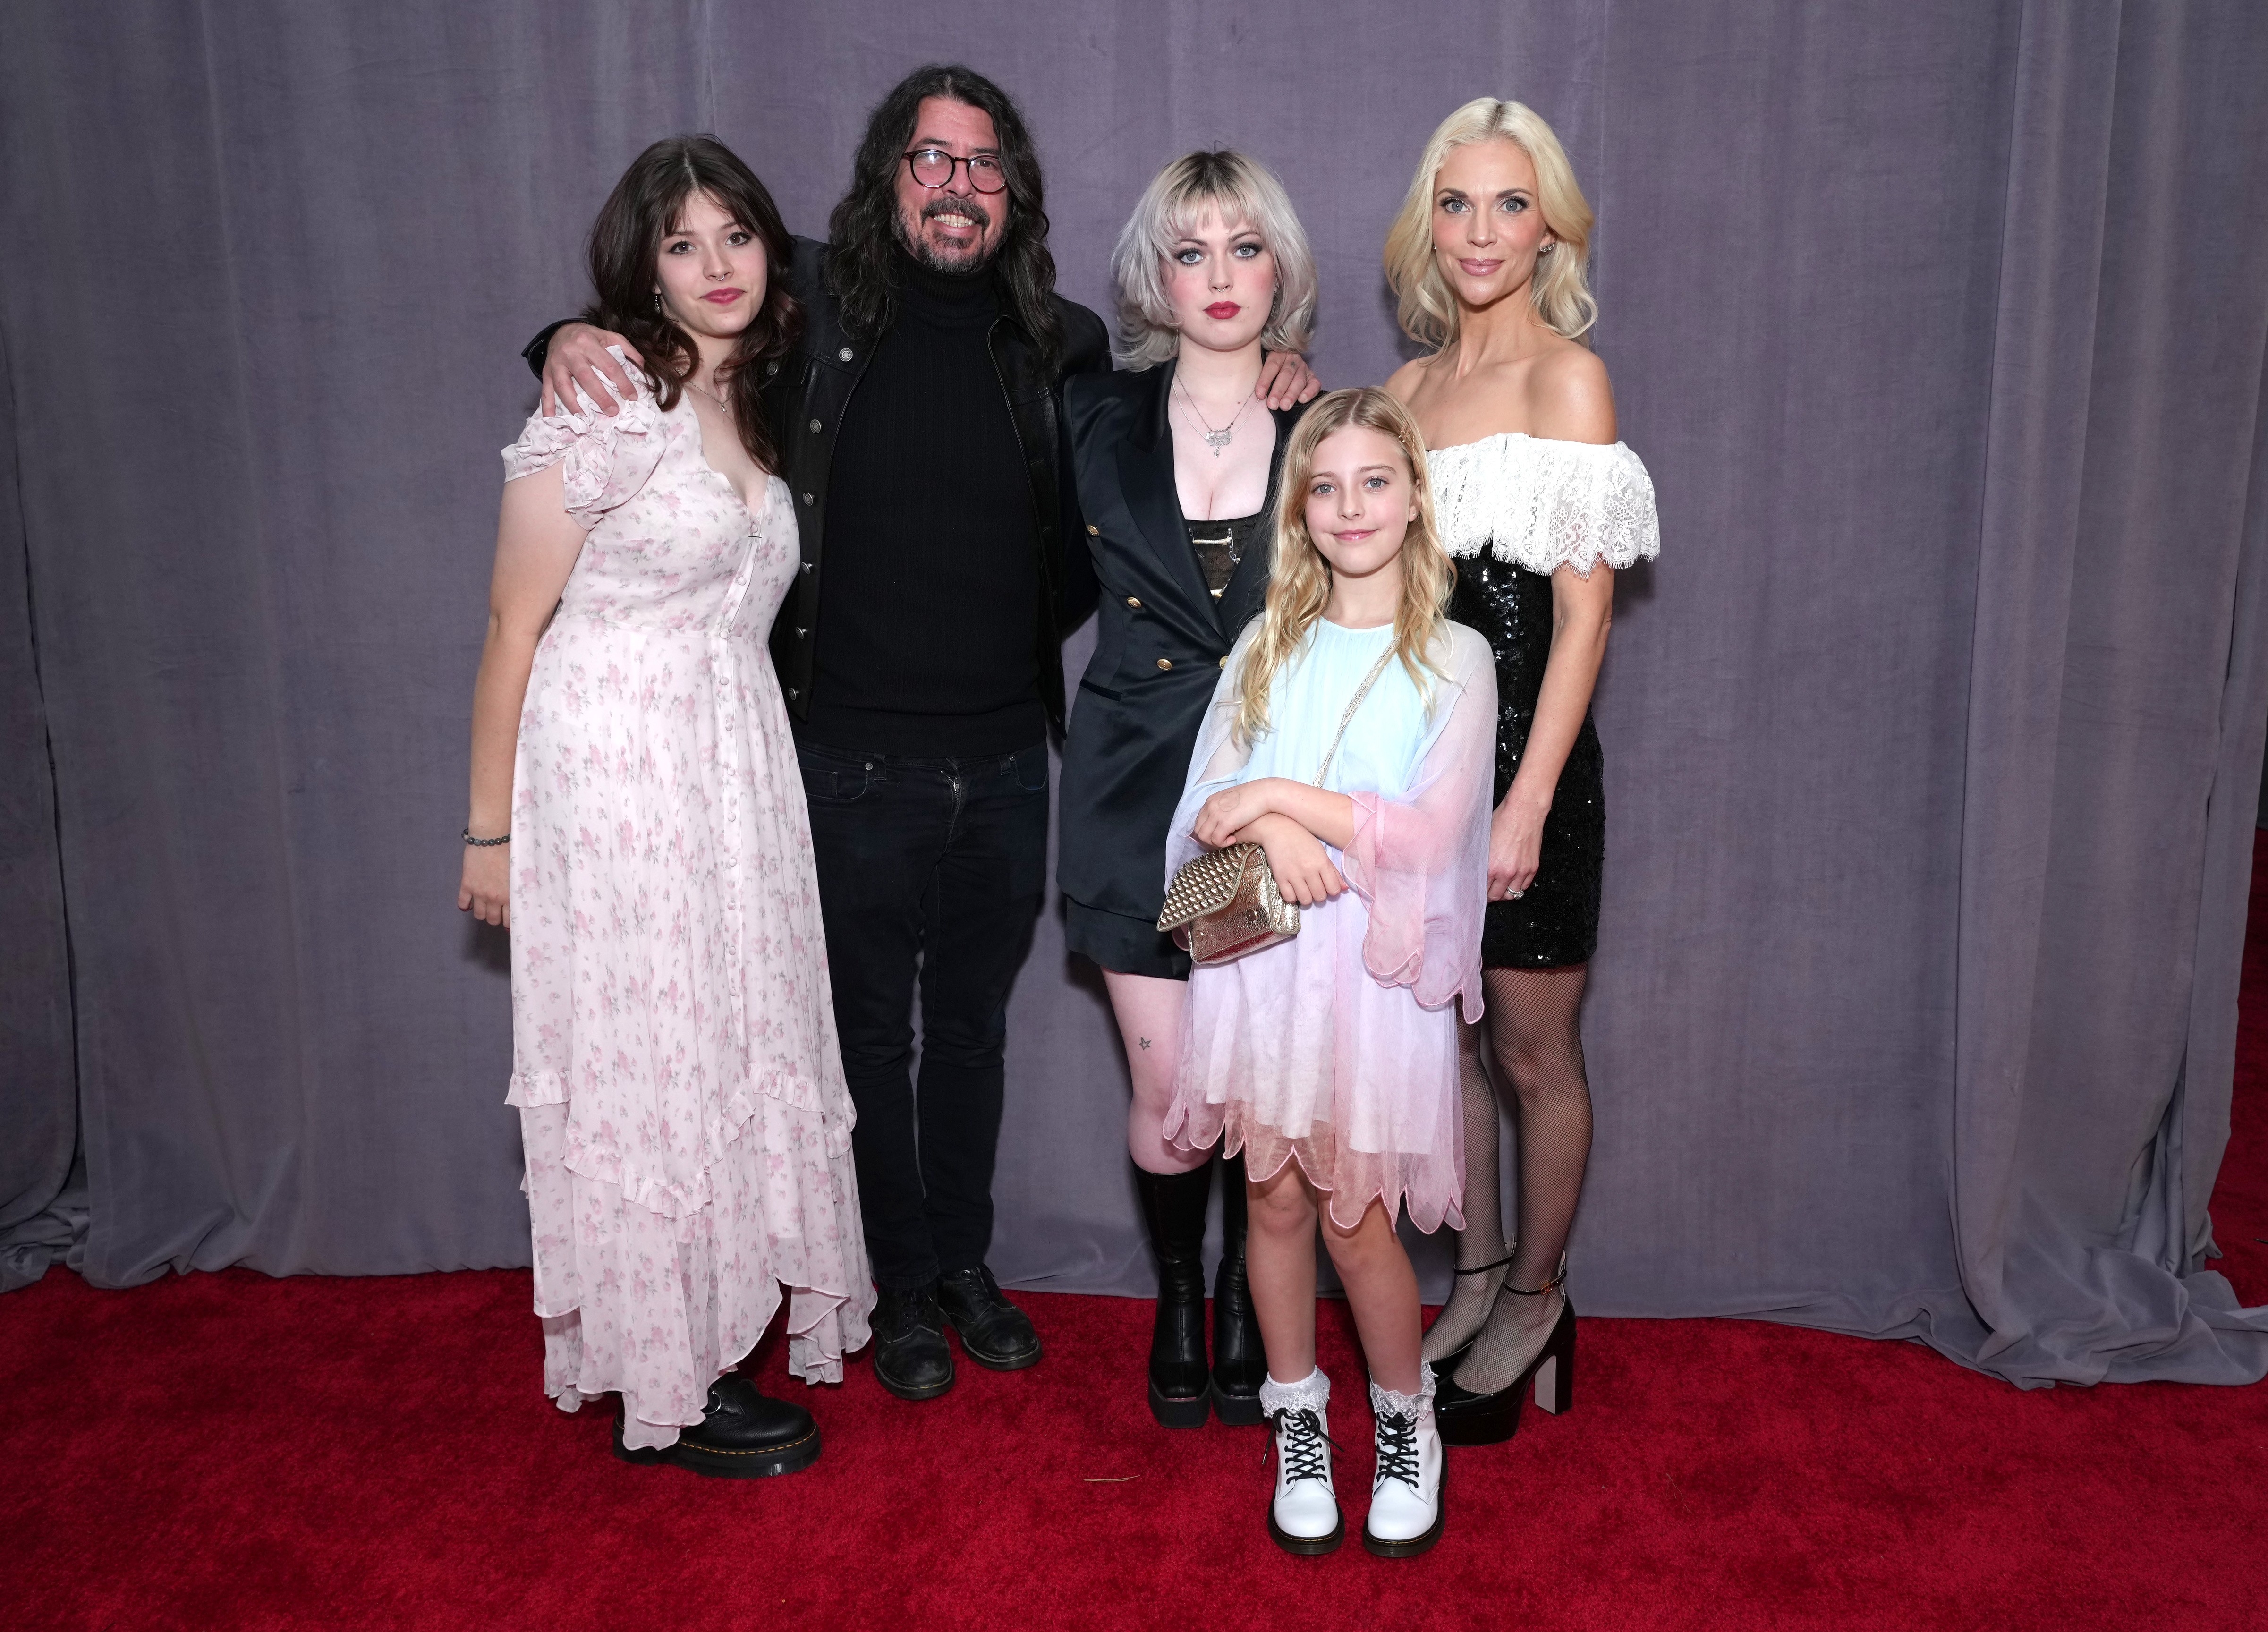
[1362,1365,1445,1557]
[1259,1369,1342,1555]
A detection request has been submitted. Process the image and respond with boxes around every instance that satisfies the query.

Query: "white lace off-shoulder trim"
[1426,433,1660,577]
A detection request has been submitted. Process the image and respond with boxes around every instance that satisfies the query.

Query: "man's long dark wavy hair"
[825,64,1062,367]
[584,135,799,470]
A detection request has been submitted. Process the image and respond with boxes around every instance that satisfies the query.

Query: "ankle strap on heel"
[1501,1256,1569,1298]
[1452,1252,1516,1277]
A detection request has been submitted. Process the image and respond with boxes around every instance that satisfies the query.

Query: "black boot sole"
[1149,1379,1212,1428]
[1267,1506,1344,1556]
[873,1356,957,1401]
[1210,1383,1266,1427]
[611,1417,823,1479]
[1362,1462,1446,1557]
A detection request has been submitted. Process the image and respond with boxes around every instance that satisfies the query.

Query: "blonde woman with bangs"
[1059,149,1318,1432]
[1383,98,1661,1447]
[1161,388,1496,1556]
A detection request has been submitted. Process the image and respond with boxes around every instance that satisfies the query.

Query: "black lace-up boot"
[1210,1152,1267,1424]
[871,1281,956,1401]
[1134,1163,1214,1426]
[937,1265,1042,1370]
[612,1373,820,1479]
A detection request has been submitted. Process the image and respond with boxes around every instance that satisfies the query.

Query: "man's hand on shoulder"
[543,323,644,417]
[1256,350,1321,409]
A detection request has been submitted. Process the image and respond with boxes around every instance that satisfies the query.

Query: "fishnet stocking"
[1451,964,1593,1394]
[1418,1020,1510,1362]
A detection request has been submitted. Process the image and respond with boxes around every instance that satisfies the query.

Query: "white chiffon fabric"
[1426,432,1660,576]
[500,367,871,1449]
[1162,618,1497,1232]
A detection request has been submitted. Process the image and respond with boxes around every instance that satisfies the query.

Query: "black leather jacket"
[523,236,1110,731]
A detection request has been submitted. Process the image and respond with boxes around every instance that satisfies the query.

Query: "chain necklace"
[1173,376,1253,456]
[686,376,732,415]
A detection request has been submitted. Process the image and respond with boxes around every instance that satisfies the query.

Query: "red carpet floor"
[10,833,2268,1631]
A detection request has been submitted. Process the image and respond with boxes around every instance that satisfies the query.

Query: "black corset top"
[1184,512,1263,597]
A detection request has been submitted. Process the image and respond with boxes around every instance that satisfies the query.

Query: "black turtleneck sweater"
[800,254,1045,756]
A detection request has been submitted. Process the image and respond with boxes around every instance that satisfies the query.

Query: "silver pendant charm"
[1203,427,1232,454]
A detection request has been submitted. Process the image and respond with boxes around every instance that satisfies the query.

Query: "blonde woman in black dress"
[1384,98,1660,1444]
[1060,151,1318,1427]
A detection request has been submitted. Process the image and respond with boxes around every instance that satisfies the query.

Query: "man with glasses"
[528,63,1312,1403]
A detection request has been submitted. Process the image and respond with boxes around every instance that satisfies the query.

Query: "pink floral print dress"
[500,372,870,1450]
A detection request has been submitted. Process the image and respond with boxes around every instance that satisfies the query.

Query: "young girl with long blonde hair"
[1163,387,1497,1557]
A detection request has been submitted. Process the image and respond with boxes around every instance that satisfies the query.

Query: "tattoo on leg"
[1138,1036,1152,1050]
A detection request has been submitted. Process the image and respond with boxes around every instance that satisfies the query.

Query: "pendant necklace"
[1175,378,1251,457]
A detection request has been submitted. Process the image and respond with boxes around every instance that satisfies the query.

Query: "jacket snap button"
[808,419,822,434]
[765,360,779,375]
[1126,596,1141,609]
[837,347,853,362]
[1156,658,1172,671]
[1086,524,1099,536]
[1218,655,1228,667]
[795,626,807,637]
[801,492,814,504]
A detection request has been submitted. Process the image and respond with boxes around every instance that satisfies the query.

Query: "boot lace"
[1265,1408,1335,1486]
[1373,1410,1422,1494]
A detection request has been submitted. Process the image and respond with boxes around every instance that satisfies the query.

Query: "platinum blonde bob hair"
[1235,388,1456,748]
[1110,149,1317,369]
[1384,97,1597,348]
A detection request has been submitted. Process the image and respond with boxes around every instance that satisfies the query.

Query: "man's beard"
[894,194,1000,274]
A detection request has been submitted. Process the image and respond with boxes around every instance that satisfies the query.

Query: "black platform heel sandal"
[1427,1251,1516,1379]
[1434,1266,1575,1448]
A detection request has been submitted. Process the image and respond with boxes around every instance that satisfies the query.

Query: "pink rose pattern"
[501,388,871,1449]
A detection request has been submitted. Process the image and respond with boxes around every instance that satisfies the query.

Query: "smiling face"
[1429,137,1554,315]
[1162,204,1275,355]
[1302,425,1418,584]
[654,189,768,343]
[893,95,1011,273]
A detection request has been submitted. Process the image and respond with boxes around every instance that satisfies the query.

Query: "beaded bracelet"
[462,828,511,847]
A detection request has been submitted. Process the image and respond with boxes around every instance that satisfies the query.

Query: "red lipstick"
[1205,301,1240,320]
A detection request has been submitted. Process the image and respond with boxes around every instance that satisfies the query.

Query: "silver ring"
[1507,888,1524,900]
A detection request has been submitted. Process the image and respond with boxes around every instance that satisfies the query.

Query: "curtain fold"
[0,0,2261,1389]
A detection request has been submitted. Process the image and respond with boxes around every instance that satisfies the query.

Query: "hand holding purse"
[1157,645,1396,967]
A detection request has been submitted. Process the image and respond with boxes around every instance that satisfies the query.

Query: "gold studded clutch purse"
[1156,646,1396,969]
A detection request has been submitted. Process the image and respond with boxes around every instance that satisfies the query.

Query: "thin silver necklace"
[1174,377,1251,456]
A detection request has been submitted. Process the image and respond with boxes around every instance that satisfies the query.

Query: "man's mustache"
[922,195,993,231]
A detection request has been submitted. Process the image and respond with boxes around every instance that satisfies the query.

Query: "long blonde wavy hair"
[1383,97,1597,348]
[1235,388,1457,749]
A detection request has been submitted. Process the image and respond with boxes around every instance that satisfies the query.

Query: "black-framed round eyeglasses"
[903,147,1008,194]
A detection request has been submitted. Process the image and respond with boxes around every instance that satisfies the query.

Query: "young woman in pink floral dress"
[458,136,870,1477]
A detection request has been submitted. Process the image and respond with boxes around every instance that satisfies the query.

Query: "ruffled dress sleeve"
[1428,435,1660,578]
[1339,626,1498,1018]
[499,349,666,528]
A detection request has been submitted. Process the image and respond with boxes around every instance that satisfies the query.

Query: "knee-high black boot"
[1210,1152,1268,1425]
[1134,1164,1214,1428]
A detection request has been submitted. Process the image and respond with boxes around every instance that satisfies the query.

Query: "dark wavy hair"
[584,134,800,469]
[825,64,1062,367]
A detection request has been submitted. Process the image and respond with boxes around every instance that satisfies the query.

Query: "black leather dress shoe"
[872,1282,956,1401]
[611,1373,820,1479]
[937,1265,1042,1371]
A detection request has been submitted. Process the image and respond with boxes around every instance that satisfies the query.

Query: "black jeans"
[797,740,1050,1291]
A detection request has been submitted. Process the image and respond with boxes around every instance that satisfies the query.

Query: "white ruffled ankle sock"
[1259,1367,1331,1417]
[1368,1361,1437,1421]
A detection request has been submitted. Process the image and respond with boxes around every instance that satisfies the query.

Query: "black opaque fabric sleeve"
[521,319,575,379]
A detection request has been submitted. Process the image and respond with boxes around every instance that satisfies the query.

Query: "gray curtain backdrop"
[3,1,2264,1386]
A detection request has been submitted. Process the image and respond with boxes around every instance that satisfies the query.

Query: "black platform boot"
[1210,1152,1268,1426]
[1134,1163,1214,1427]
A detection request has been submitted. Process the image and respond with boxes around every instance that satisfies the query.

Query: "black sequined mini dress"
[1426,432,1660,969]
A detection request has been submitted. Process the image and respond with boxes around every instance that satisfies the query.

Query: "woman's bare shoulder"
[1525,342,1616,443]
[1383,356,1432,403]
